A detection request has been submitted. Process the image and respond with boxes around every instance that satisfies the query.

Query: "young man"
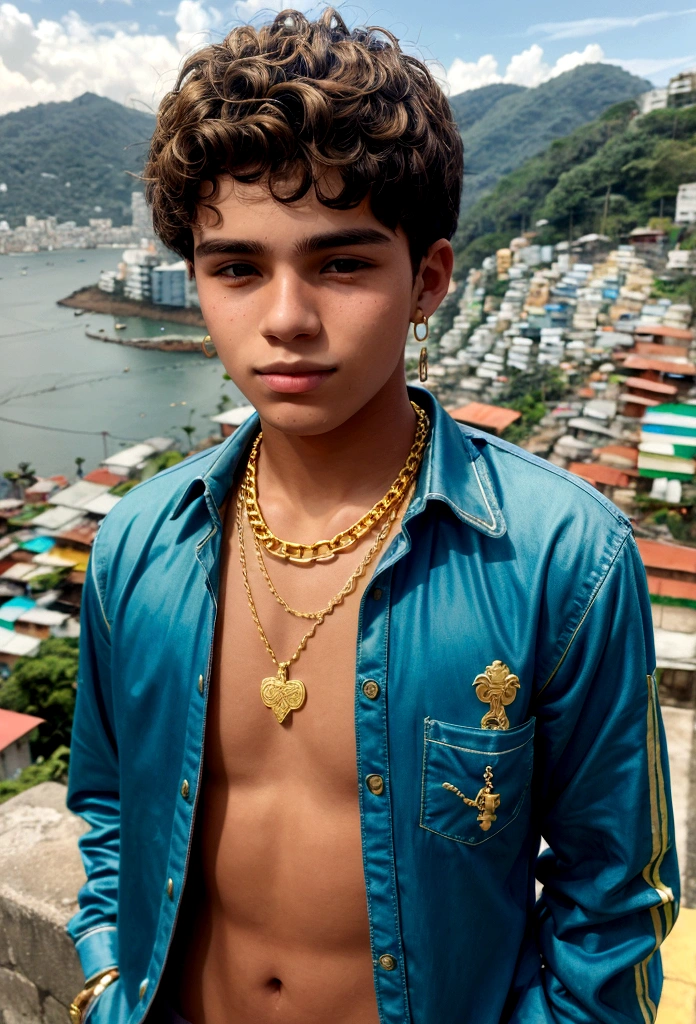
[66,9,678,1024]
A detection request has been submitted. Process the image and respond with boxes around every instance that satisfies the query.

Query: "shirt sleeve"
[507,530,680,1023]
[65,532,120,984]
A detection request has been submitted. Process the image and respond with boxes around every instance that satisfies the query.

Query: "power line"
[0,413,145,443]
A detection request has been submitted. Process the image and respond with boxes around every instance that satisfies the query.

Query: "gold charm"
[474,765,500,831]
[473,660,520,730]
[442,764,501,832]
[260,663,306,724]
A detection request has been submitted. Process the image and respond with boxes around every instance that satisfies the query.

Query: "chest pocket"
[419,716,535,845]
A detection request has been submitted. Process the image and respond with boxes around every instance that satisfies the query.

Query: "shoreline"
[58,284,206,328]
[85,328,203,352]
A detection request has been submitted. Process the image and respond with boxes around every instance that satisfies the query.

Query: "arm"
[507,531,679,1023]
[65,533,120,984]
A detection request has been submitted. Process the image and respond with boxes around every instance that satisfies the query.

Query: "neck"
[254,373,418,536]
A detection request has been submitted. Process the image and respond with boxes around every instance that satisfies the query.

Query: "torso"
[164,482,403,1024]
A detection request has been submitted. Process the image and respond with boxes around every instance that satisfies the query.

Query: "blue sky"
[1,0,694,115]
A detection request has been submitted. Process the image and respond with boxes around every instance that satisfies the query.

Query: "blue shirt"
[67,386,679,1023]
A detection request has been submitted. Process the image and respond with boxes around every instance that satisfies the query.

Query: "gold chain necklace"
[243,401,430,564]
[252,479,417,620]
[237,487,408,724]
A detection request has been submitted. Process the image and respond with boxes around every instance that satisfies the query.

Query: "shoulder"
[455,423,635,631]
[91,441,230,568]
[458,421,631,537]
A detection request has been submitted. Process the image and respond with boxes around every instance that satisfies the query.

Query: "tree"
[0,637,78,758]
[179,407,197,451]
[0,746,70,805]
[75,456,85,478]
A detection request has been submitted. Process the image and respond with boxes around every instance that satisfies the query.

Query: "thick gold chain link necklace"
[237,486,411,723]
[251,478,417,621]
[243,401,429,564]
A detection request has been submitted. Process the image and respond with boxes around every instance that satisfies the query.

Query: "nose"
[257,268,321,345]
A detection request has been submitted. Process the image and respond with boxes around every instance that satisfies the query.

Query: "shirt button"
[366,774,384,795]
[372,588,383,600]
[379,954,397,971]
[166,878,174,900]
[198,674,204,694]
[180,779,190,800]
[362,680,380,700]
[139,979,149,1000]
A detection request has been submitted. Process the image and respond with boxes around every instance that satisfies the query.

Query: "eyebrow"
[194,228,393,260]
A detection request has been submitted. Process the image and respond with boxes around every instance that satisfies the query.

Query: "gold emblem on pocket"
[442,765,501,831]
[473,660,520,731]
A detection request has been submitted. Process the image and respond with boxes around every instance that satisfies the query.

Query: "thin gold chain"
[243,401,430,563]
[252,479,417,620]
[237,485,407,670]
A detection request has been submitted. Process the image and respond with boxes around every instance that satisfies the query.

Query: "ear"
[186,260,195,281]
[411,239,454,321]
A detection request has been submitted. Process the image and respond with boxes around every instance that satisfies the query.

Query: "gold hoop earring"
[201,334,216,358]
[413,310,429,382]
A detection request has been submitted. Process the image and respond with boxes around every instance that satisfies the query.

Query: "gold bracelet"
[69,969,119,1024]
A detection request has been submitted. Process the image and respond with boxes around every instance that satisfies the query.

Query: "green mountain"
[449,83,524,133]
[0,93,155,228]
[452,63,651,212]
[0,64,649,231]
[452,101,696,272]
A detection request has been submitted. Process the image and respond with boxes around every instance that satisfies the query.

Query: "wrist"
[69,969,119,1024]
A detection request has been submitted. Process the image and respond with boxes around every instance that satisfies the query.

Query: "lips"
[256,366,336,394]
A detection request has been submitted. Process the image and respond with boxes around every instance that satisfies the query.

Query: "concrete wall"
[652,603,696,633]
[0,739,31,783]
[0,783,87,1024]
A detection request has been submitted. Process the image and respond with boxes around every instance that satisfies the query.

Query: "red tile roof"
[624,377,678,395]
[635,324,694,342]
[637,538,696,575]
[593,445,639,466]
[623,355,696,376]
[647,575,696,602]
[635,342,689,359]
[57,522,100,548]
[0,708,45,751]
[449,402,522,433]
[568,463,630,488]
[83,468,124,488]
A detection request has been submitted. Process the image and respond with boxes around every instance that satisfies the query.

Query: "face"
[190,174,453,436]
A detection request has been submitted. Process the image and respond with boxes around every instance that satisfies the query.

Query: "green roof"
[648,403,696,417]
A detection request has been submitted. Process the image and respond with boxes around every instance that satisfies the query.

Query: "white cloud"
[0,2,190,114]
[443,54,500,93]
[175,0,223,55]
[529,9,696,41]
[445,42,606,96]
[0,0,319,115]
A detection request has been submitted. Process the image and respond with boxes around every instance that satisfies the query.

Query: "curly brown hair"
[143,7,463,270]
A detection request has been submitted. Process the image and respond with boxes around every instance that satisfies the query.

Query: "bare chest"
[206,502,379,790]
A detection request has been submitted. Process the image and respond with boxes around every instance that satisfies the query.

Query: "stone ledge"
[0,783,88,1024]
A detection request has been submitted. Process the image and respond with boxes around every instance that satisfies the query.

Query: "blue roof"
[0,597,35,611]
[19,536,55,554]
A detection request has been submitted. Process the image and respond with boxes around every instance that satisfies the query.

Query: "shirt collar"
[170,385,506,539]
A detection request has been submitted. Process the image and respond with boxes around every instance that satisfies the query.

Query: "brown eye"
[220,263,258,278]
[323,258,368,274]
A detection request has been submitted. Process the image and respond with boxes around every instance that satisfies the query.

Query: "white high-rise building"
[676,182,696,225]
[131,192,153,241]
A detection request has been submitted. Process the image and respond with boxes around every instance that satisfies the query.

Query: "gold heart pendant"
[261,670,306,724]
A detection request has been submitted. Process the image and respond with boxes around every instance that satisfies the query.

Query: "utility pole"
[102,431,108,460]
[600,185,611,237]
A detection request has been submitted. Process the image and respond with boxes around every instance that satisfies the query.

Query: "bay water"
[0,249,244,478]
